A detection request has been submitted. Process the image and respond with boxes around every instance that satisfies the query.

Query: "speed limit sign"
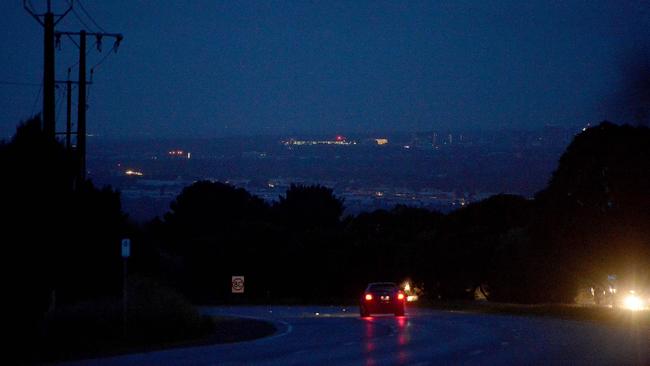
[231,276,245,293]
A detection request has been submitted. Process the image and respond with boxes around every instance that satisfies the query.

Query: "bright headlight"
[623,294,645,311]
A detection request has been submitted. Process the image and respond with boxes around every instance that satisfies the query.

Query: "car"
[360,282,406,317]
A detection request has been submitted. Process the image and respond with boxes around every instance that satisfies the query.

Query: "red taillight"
[365,294,373,301]
[397,293,405,300]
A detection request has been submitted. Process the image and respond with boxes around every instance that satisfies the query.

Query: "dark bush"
[36,276,214,363]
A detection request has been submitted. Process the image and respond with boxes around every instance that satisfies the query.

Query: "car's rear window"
[368,283,397,291]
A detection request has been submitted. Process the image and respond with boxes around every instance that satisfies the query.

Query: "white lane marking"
[469,349,484,356]
[256,319,293,343]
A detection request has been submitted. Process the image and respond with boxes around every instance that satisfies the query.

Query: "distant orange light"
[365,294,373,301]
[397,293,405,300]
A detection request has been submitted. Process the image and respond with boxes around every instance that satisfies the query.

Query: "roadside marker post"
[121,238,130,337]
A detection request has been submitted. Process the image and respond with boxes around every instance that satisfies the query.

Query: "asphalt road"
[57,305,650,365]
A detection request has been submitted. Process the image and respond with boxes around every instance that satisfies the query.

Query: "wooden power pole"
[24,0,72,138]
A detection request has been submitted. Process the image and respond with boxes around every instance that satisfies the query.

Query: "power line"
[63,33,80,49]
[62,39,95,72]
[55,85,66,125]
[31,83,43,116]
[76,0,106,33]
[66,0,106,34]
[0,81,42,86]
[71,7,94,32]
[91,43,117,71]
[64,39,119,87]
[26,0,37,13]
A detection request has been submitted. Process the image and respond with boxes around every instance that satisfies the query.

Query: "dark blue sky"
[1,1,648,138]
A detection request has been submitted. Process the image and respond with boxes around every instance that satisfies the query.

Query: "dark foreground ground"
[37,315,275,364]
[53,305,650,365]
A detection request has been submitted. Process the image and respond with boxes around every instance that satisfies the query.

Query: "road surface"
[56,305,650,365]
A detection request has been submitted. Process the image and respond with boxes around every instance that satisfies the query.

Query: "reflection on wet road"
[362,315,410,365]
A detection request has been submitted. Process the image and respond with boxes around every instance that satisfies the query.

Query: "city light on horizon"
[125,169,144,176]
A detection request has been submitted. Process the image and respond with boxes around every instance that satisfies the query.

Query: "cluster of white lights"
[284,136,356,146]
[125,169,143,176]
[283,139,356,146]
[168,150,191,159]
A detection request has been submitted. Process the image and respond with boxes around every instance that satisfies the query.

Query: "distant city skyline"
[1,1,649,139]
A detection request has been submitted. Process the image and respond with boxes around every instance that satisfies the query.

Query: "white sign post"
[121,238,130,336]
[232,276,245,294]
[121,238,131,258]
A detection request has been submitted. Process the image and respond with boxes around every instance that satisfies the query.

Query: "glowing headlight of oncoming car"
[622,293,645,311]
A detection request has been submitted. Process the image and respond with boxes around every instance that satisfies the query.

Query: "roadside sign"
[232,276,245,293]
[121,238,131,258]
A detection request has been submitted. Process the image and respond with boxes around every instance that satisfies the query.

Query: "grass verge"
[418,299,650,328]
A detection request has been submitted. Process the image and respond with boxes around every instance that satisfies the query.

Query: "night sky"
[1,1,648,139]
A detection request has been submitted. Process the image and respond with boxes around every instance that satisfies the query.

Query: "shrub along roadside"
[31,276,274,364]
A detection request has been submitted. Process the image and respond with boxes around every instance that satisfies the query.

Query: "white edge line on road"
[256,319,293,343]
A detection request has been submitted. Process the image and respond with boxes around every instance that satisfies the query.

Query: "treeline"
[141,183,534,304]
[5,118,650,318]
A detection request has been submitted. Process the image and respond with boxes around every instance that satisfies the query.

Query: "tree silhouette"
[440,194,534,299]
[532,121,650,300]
[164,180,268,241]
[274,184,344,230]
[160,180,271,302]
[264,184,345,301]
[343,205,444,298]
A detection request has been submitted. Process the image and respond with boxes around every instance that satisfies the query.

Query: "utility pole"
[55,78,88,141]
[24,0,72,138]
[43,7,54,136]
[66,68,72,151]
[56,76,87,190]
[54,30,123,182]
[78,30,86,180]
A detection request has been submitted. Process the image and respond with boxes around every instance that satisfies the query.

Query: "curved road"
[58,306,649,365]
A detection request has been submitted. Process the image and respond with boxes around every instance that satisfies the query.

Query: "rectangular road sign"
[121,238,131,258]
[232,276,245,293]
